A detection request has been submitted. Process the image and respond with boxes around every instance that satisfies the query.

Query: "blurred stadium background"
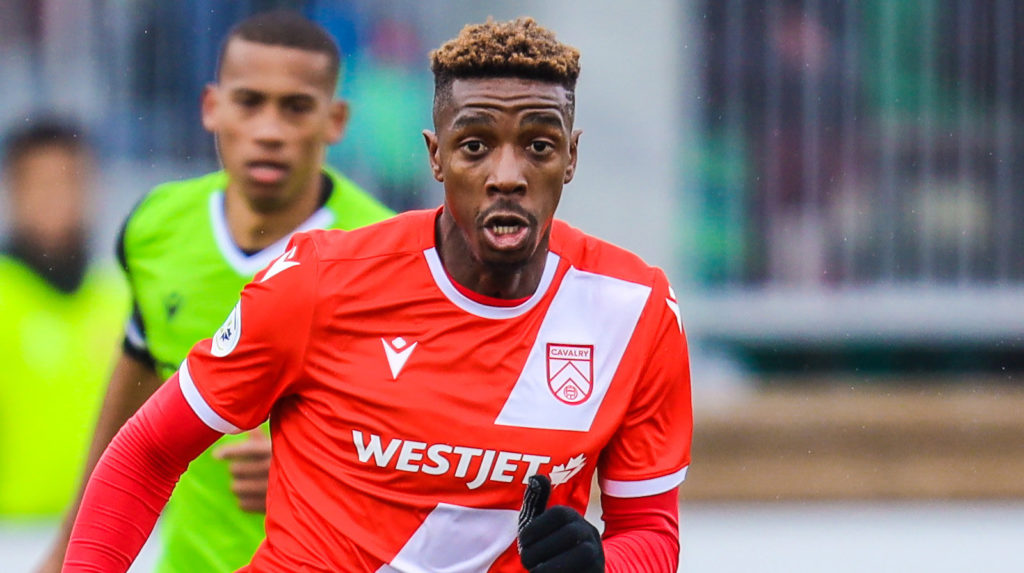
[2,0,1023,571]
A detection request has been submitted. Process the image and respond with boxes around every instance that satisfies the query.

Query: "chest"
[132,255,249,376]
[286,272,652,501]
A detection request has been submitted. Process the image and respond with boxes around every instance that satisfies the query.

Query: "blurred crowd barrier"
[685,0,1024,379]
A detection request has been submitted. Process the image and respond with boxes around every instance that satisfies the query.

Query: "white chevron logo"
[382,337,417,379]
[261,246,300,282]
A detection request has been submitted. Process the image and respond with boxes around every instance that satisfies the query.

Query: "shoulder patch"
[211,302,242,357]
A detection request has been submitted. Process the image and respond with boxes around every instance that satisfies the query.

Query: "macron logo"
[261,246,300,283]
[382,337,417,379]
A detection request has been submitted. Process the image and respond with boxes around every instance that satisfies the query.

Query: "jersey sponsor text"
[352,429,558,490]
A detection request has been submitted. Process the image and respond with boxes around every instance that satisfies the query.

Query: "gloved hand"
[517,474,605,572]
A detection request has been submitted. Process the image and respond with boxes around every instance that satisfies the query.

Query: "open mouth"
[490,222,525,236]
[246,160,289,185]
[481,213,532,250]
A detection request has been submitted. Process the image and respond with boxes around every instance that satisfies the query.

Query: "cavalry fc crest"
[546,343,594,405]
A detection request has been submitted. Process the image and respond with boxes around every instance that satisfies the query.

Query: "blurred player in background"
[63,17,690,572]
[0,118,127,519]
[38,10,392,573]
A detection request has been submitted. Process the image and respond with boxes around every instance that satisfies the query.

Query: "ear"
[423,130,443,182]
[324,100,350,144]
[564,129,582,184]
[200,84,219,133]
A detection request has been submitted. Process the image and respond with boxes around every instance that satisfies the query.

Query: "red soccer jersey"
[179,208,692,572]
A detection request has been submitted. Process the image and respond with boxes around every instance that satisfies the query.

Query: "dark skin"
[424,77,582,299]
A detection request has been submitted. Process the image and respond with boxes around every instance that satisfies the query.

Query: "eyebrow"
[281,93,317,104]
[229,87,318,101]
[451,113,495,131]
[520,112,565,130]
[450,111,566,132]
[229,87,264,97]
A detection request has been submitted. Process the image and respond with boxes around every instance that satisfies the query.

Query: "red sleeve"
[602,489,680,573]
[599,275,693,497]
[182,233,319,431]
[63,377,222,572]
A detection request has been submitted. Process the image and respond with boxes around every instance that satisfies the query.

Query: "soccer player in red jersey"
[64,17,692,572]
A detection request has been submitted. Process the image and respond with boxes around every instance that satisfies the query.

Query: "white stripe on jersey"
[600,466,689,498]
[177,359,242,434]
[424,247,560,319]
[494,266,651,432]
[377,503,518,572]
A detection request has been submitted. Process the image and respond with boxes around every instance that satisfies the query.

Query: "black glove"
[517,474,605,572]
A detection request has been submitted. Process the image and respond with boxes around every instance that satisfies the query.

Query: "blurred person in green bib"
[0,118,128,517]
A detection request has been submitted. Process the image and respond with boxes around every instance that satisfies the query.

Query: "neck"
[223,175,324,253]
[435,210,549,300]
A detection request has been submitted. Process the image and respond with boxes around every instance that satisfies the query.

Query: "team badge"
[546,343,593,405]
[211,302,242,357]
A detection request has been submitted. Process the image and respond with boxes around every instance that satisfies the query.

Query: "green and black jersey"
[117,168,392,573]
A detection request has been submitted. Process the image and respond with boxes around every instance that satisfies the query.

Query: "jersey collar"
[423,246,560,320]
[209,190,335,276]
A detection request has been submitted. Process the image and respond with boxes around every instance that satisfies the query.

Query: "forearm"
[605,531,679,573]
[63,376,221,572]
[602,490,681,573]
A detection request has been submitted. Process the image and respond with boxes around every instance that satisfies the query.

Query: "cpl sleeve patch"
[211,302,242,357]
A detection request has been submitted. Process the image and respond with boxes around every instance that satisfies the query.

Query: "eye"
[235,93,262,109]
[284,98,315,114]
[461,140,487,155]
[528,140,554,154]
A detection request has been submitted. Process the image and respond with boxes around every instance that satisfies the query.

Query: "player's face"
[425,77,580,274]
[202,38,347,213]
[9,145,90,248]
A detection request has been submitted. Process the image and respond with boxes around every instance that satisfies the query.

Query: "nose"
[252,107,285,146]
[486,145,527,195]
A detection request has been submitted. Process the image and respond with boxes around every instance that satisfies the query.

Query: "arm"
[35,352,163,573]
[63,375,221,572]
[602,489,680,573]
[59,232,319,570]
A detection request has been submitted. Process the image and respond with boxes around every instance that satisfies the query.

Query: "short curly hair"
[430,17,581,124]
